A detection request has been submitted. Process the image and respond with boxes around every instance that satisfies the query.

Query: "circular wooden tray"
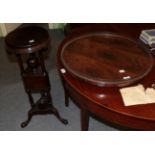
[61,32,153,87]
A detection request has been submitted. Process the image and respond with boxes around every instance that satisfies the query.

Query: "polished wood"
[58,23,155,130]
[5,26,50,54]
[5,26,68,128]
[61,32,152,87]
[81,108,89,131]
[65,23,155,38]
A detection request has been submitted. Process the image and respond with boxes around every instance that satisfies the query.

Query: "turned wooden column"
[5,26,68,128]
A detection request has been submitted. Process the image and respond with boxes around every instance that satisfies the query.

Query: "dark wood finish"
[5,26,68,128]
[81,107,89,131]
[61,32,152,87]
[65,23,155,38]
[58,23,155,131]
[5,26,50,54]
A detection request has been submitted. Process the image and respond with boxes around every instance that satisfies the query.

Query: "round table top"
[60,32,153,87]
[5,26,50,54]
[58,26,155,130]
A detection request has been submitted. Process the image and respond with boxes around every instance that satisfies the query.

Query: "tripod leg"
[47,90,68,125]
[27,91,35,107]
[21,109,34,128]
[50,105,68,125]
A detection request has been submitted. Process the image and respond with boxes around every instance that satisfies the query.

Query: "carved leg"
[21,89,68,128]
[49,105,68,125]
[47,91,68,125]
[21,109,34,128]
[27,91,35,107]
[81,108,89,131]
[21,92,34,128]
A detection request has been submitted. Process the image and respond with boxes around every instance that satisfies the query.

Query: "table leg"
[64,88,69,107]
[81,108,89,131]
[21,90,68,128]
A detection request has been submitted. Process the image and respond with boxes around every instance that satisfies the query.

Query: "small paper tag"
[60,68,66,74]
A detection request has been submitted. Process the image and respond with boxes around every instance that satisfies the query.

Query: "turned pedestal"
[5,26,68,128]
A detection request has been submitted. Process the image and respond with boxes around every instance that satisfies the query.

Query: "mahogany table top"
[61,32,153,87]
[58,24,155,130]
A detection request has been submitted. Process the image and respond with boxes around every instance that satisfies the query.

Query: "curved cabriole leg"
[21,109,34,128]
[21,90,68,128]
[49,105,68,125]
[27,91,35,107]
[47,90,68,125]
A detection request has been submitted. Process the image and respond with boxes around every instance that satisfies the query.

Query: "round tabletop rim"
[60,32,153,87]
